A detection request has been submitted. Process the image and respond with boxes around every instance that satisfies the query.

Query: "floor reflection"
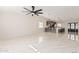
[28,44,40,53]
[68,32,78,40]
[38,36,43,44]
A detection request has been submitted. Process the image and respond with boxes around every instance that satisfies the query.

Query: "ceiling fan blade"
[24,7,31,12]
[36,14,39,16]
[32,6,35,11]
[35,13,39,16]
[35,9,42,12]
[37,12,43,14]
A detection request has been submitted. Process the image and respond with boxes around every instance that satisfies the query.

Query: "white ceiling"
[0,6,79,22]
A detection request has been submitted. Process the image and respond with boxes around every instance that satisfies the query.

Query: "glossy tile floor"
[0,32,79,53]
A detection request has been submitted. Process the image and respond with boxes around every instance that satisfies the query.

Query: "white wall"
[0,6,46,39]
[0,6,49,39]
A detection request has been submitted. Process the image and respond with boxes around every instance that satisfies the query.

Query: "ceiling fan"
[23,6,43,16]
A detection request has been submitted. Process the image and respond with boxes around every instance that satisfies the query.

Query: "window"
[71,23,74,29]
[57,23,61,27]
[38,21,44,28]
